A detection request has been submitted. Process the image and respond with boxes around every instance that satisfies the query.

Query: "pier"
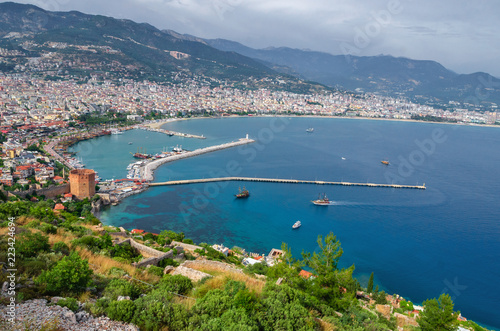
[149,177,426,190]
[138,126,206,139]
[142,137,255,181]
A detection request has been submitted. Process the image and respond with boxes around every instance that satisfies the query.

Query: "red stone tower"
[69,169,95,200]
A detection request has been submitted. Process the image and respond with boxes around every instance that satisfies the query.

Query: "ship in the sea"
[131,148,151,159]
[381,160,390,165]
[312,193,334,206]
[235,186,250,198]
[306,127,314,133]
[292,220,301,229]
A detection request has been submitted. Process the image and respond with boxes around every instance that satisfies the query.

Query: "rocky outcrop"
[0,299,139,330]
[394,313,419,328]
[376,304,392,319]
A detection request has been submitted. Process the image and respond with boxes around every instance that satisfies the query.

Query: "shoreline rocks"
[0,299,139,331]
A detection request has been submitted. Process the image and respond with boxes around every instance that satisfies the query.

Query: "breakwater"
[142,137,255,181]
[149,177,426,190]
[138,125,206,139]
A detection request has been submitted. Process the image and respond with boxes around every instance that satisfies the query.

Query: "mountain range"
[205,39,500,108]
[0,2,499,108]
[0,2,324,93]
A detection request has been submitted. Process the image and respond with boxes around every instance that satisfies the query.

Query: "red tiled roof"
[54,203,65,210]
[299,269,313,279]
[131,229,145,234]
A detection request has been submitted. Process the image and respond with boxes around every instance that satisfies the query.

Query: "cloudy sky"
[6,0,500,76]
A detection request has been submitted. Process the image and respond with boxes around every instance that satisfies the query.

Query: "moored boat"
[306,127,314,133]
[381,160,390,165]
[292,220,301,229]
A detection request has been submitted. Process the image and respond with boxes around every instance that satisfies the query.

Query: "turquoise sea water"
[70,117,500,329]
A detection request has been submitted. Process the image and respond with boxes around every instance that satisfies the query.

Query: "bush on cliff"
[36,252,93,295]
[16,231,50,258]
[103,279,141,300]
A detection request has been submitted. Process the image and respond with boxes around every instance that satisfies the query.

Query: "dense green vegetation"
[0,195,488,331]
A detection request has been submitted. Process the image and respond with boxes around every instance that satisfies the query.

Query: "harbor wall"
[143,138,255,181]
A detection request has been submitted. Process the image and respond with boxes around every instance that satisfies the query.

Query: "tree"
[418,293,458,331]
[36,252,93,294]
[302,232,343,277]
[367,272,374,293]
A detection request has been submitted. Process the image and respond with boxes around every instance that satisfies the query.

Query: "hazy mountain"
[0,2,326,93]
[206,38,500,107]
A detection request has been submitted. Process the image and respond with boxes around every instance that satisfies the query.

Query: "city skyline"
[4,0,500,77]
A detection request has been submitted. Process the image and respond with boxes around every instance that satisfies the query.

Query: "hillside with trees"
[0,196,489,330]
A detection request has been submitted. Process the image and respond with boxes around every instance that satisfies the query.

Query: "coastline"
[89,117,499,330]
[147,114,500,131]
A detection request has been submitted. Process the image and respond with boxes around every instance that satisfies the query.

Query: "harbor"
[149,177,426,189]
[139,136,255,181]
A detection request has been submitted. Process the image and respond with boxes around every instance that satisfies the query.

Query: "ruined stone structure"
[69,169,95,199]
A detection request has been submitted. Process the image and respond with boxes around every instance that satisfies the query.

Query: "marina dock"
[149,177,426,190]
[142,137,255,181]
[138,126,206,139]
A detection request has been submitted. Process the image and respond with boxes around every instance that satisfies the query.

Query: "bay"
[70,117,500,329]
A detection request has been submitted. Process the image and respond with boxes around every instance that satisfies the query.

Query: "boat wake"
[326,201,366,206]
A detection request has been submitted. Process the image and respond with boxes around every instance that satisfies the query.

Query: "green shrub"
[36,252,92,295]
[53,241,70,255]
[108,267,127,277]
[25,220,40,228]
[17,259,48,277]
[147,266,164,277]
[244,262,269,276]
[56,297,79,312]
[106,300,136,323]
[112,257,130,264]
[72,236,101,251]
[40,223,57,234]
[159,275,193,295]
[400,299,414,312]
[103,279,140,300]
[16,231,50,258]
[89,297,110,316]
[182,238,194,244]
[133,297,189,331]
[375,290,388,304]
[109,242,141,261]
[157,258,179,268]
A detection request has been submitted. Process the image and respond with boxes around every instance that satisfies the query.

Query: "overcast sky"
[6,0,500,77]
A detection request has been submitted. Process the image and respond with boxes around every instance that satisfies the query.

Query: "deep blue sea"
[70,117,500,329]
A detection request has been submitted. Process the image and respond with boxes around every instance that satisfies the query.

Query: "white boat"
[292,220,301,229]
[306,128,314,133]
